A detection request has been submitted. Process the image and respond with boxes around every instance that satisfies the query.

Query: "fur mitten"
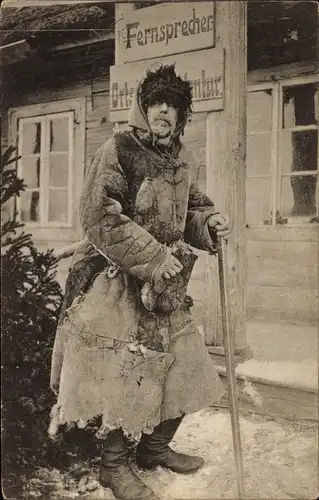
[141,241,198,313]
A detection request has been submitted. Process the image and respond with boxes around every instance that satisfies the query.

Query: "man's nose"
[159,102,168,112]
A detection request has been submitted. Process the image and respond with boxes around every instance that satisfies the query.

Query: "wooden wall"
[183,73,318,327]
[183,108,318,327]
[247,227,318,324]
[2,60,318,326]
[2,64,114,290]
[246,62,318,325]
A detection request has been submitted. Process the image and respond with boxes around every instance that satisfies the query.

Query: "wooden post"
[205,1,251,358]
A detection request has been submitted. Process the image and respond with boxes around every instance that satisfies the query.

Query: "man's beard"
[156,129,171,138]
[153,120,173,138]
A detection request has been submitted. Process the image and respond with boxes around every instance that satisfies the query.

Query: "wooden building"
[1,2,116,284]
[1,1,318,344]
[246,0,318,326]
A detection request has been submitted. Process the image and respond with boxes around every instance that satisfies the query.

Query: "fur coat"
[49,87,224,440]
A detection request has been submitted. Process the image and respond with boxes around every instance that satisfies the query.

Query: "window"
[9,98,85,238]
[17,112,73,226]
[246,77,318,226]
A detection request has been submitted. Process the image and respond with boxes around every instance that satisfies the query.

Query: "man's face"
[146,102,178,144]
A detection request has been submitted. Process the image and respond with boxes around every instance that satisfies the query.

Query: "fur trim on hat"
[139,64,193,122]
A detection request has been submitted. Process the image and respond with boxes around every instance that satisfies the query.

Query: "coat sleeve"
[182,150,219,252]
[79,137,168,282]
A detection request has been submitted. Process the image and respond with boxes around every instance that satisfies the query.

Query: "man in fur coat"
[49,65,229,500]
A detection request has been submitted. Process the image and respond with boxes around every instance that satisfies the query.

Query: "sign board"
[117,2,216,63]
[110,48,225,123]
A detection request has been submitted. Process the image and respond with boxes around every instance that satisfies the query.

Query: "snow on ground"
[25,408,318,500]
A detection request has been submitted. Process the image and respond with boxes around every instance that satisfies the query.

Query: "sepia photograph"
[1,1,318,499]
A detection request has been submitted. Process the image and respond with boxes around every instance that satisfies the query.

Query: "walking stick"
[216,232,245,499]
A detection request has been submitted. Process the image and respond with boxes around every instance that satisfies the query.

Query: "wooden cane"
[217,233,245,499]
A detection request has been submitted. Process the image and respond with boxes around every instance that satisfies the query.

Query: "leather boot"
[136,416,204,474]
[99,429,158,500]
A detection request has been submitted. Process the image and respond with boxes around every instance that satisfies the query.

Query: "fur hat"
[139,64,193,122]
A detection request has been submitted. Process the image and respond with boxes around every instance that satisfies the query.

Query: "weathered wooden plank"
[86,120,111,130]
[247,61,318,85]
[205,1,248,352]
[247,284,318,324]
[9,82,92,110]
[86,126,112,145]
[214,370,318,422]
[247,307,318,325]
[248,258,319,289]
[86,109,110,123]
[86,114,110,126]
[85,93,112,157]
[86,92,110,119]
[92,75,110,94]
[247,240,319,266]
[246,226,319,242]
[5,72,108,116]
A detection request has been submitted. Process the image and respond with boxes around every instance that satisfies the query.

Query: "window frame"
[9,97,86,241]
[247,75,319,227]
[16,111,74,228]
[278,76,319,225]
[247,81,277,226]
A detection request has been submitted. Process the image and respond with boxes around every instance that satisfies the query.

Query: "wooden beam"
[0,39,35,66]
[205,1,251,357]
[248,61,318,85]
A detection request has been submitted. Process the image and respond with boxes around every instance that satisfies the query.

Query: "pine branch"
[1,146,64,483]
